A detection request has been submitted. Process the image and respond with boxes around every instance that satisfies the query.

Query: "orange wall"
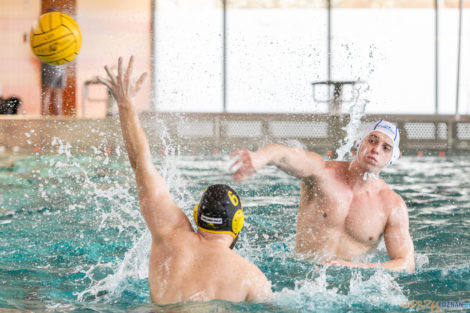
[76,0,152,116]
[0,1,41,115]
[0,0,152,117]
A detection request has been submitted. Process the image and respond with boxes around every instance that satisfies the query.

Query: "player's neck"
[347,159,380,189]
[197,230,233,248]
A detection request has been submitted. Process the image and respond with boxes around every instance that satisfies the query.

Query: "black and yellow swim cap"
[193,184,244,239]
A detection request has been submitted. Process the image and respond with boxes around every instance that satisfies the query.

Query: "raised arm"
[99,56,192,241]
[230,144,325,181]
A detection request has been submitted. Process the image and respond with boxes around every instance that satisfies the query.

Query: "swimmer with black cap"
[99,56,272,305]
[194,184,244,249]
[231,119,415,272]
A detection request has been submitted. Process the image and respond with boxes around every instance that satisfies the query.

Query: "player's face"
[357,131,394,172]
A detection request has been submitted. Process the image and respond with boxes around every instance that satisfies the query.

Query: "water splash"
[415,253,429,269]
[363,172,377,181]
[51,137,72,158]
[275,267,407,312]
[335,83,369,161]
[74,118,197,303]
[153,117,194,214]
[76,231,151,302]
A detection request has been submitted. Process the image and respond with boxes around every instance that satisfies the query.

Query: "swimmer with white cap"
[231,120,415,272]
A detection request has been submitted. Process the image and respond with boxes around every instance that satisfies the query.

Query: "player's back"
[147,230,271,305]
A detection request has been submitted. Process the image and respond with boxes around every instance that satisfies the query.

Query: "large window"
[153,0,469,114]
[154,1,222,112]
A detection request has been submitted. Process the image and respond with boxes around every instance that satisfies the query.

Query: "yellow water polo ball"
[30,12,82,65]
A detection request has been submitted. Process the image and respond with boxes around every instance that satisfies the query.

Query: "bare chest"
[302,179,389,245]
[343,196,388,244]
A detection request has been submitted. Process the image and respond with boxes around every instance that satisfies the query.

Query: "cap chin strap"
[229,234,239,249]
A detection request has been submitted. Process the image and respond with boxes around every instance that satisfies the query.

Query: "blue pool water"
[1,151,469,312]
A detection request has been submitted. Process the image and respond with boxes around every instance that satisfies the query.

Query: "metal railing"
[140,112,470,152]
[1,113,469,154]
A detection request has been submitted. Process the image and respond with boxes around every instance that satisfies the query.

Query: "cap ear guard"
[193,204,199,225]
[193,186,244,238]
[389,146,400,165]
[227,190,243,234]
[194,204,244,236]
[231,209,244,235]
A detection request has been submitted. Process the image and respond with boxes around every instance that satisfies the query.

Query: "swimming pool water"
[1,151,469,312]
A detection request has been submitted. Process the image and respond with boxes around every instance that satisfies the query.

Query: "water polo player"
[231,120,415,272]
[99,56,272,304]
[193,184,245,249]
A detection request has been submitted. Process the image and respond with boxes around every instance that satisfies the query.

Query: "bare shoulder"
[301,160,348,187]
[378,183,405,208]
[303,160,345,178]
[377,183,408,225]
[324,161,352,177]
[325,161,350,179]
[205,247,272,301]
[325,160,349,169]
[153,227,197,250]
[239,254,268,278]
[235,253,272,302]
[305,149,326,163]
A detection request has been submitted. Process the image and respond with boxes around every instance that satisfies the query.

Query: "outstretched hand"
[229,149,265,182]
[97,56,147,109]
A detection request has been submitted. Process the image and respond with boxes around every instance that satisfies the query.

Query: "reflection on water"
[1,152,469,312]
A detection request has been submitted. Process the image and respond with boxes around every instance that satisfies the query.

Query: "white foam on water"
[76,231,151,302]
[45,302,75,312]
[348,270,407,306]
[36,136,151,303]
[415,253,430,268]
[71,178,148,302]
[274,267,407,311]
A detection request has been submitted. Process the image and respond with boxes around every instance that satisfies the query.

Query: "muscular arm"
[231,144,325,181]
[100,57,192,241]
[381,200,415,272]
[118,103,192,238]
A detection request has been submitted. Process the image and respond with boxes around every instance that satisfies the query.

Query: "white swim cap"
[358,120,400,166]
